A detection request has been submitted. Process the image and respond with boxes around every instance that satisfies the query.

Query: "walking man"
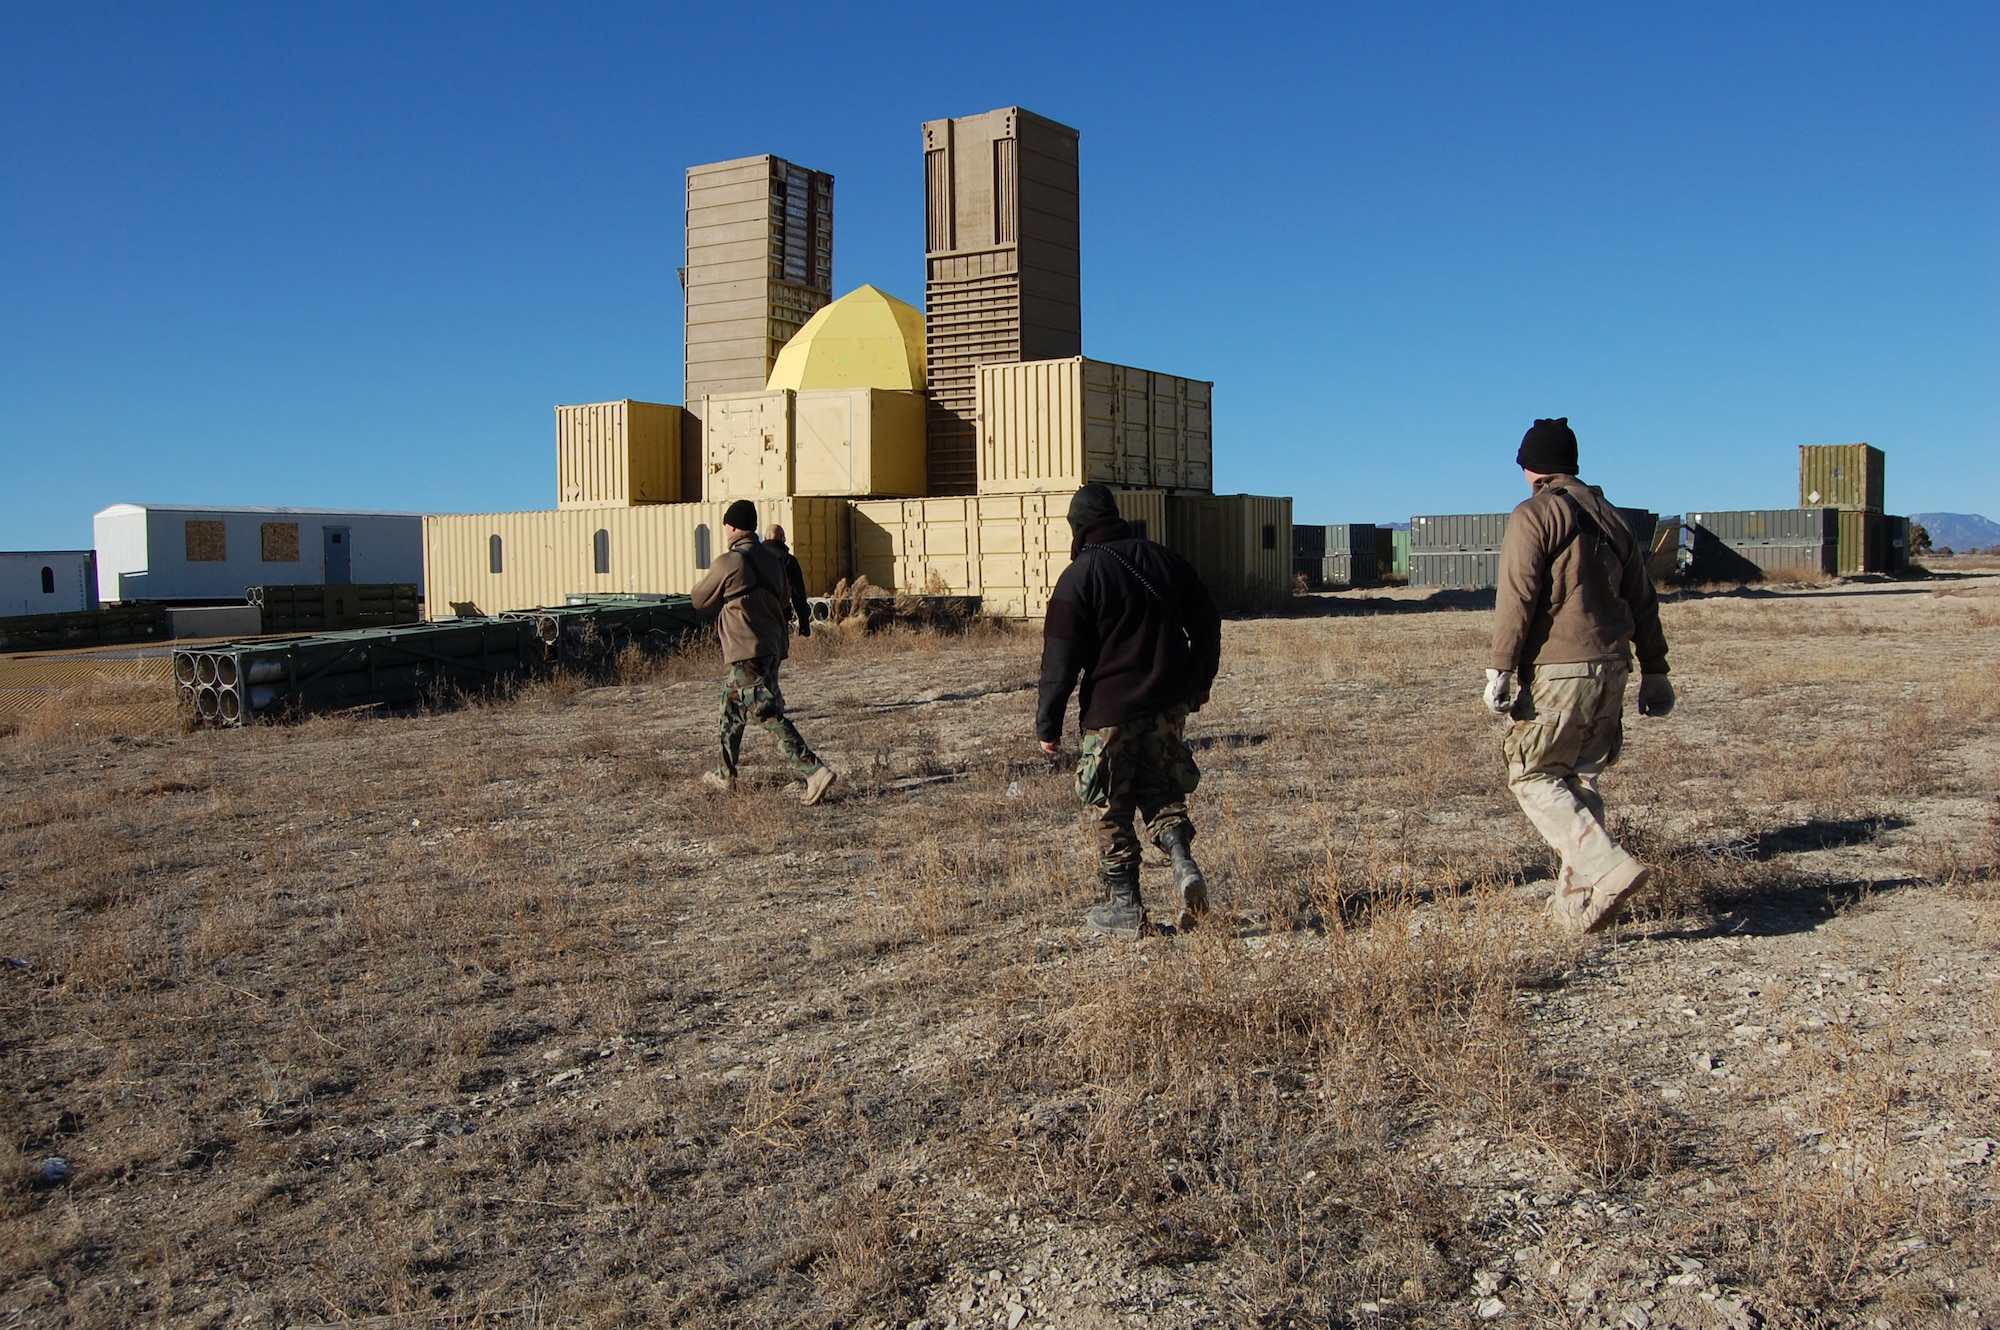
[691,500,837,804]
[1037,485,1222,937]
[1486,418,1673,933]
[764,523,814,637]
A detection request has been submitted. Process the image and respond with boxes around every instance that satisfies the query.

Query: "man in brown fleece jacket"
[1486,418,1673,934]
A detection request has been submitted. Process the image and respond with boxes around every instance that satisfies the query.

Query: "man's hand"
[1038,739,1060,756]
[799,623,811,638]
[1638,673,1675,717]
[1482,668,1517,717]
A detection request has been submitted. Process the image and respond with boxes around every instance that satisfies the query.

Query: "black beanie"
[1067,483,1121,530]
[1517,418,1579,475]
[722,499,758,532]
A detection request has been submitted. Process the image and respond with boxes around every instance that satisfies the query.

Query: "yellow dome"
[766,285,926,392]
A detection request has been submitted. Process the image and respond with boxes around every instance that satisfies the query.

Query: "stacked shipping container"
[923,108,1082,495]
[1686,509,1838,580]
[1293,524,1378,587]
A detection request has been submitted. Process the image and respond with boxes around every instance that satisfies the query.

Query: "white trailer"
[0,551,96,617]
[93,504,424,604]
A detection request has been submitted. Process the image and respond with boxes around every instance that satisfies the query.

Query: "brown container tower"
[921,107,1081,495]
[683,153,834,435]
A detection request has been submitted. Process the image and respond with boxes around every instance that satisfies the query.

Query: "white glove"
[1483,668,1517,717]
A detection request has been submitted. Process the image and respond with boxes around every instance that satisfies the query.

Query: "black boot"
[1155,823,1208,931]
[1086,862,1146,939]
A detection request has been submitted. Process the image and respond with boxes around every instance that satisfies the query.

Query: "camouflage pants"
[718,656,822,780]
[1076,705,1201,872]
[1503,662,1641,912]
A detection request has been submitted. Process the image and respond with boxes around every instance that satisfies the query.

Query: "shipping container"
[1409,551,1502,590]
[923,107,1083,495]
[0,550,95,617]
[1685,509,1837,581]
[556,401,684,507]
[701,388,926,499]
[1385,528,1410,578]
[0,602,166,653]
[1884,516,1911,572]
[1163,495,1293,610]
[423,499,850,618]
[1648,516,1682,583]
[850,490,1166,619]
[93,504,424,604]
[1410,513,1511,551]
[1294,526,1326,562]
[1835,509,1890,576]
[1799,443,1885,512]
[1685,508,1838,545]
[1618,509,1660,548]
[685,155,835,410]
[975,358,1212,494]
[1294,525,1379,588]
[1305,553,1379,588]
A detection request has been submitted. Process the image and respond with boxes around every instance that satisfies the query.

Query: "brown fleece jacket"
[1490,475,1669,675]
[690,534,790,665]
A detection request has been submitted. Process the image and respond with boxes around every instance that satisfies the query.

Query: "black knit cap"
[1067,483,1121,529]
[1517,418,1579,475]
[722,499,758,532]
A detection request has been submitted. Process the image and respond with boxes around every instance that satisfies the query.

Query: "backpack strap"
[1083,542,1192,647]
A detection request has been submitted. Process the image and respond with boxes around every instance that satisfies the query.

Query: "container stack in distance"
[1797,443,1908,576]
[1686,508,1839,580]
[1409,508,1664,591]
[1293,524,1379,588]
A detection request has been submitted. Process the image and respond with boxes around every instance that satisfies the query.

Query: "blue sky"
[2,2,1993,549]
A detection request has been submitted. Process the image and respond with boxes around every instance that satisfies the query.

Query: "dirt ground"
[1,568,1996,1329]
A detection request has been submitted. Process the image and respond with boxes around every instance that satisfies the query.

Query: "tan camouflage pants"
[1503,663,1643,914]
[1076,705,1200,872]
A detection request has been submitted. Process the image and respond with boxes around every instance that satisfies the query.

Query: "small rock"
[1622,1306,1650,1330]
[1478,1297,1507,1319]
[1472,1270,1505,1295]
[1007,1303,1028,1329]
[1006,782,1023,799]
[33,1157,69,1186]
[547,1068,583,1087]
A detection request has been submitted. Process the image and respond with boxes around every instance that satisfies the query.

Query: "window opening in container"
[1262,525,1277,551]
[488,535,503,575]
[593,528,610,575]
[41,566,55,594]
[695,524,711,570]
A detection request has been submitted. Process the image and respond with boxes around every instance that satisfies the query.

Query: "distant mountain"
[1911,513,2000,552]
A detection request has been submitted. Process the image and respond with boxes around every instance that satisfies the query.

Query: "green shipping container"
[1800,443,1885,512]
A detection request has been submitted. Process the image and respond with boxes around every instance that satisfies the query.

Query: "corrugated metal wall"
[1162,494,1293,609]
[850,489,1167,618]
[1799,444,1884,512]
[685,155,834,410]
[976,358,1212,493]
[556,401,683,507]
[700,389,927,500]
[922,107,1082,495]
[1410,513,1511,551]
[424,499,850,617]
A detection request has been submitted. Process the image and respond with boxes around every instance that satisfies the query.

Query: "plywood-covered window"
[261,522,300,562]
[593,528,610,575]
[488,534,503,575]
[1261,525,1277,551]
[185,520,226,562]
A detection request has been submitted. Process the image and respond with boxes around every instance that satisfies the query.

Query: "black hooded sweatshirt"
[1035,519,1222,742]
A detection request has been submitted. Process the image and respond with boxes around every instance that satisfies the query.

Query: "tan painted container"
[685,154,834,410]
[556,400,684,507]
[702,389,927,500]
[1799,443,1885,512]
[423,498,850,617]
[850,489,1167,618]
[977,357,1213,493]
[1163,494,1293,610]
[922,107,1082,496]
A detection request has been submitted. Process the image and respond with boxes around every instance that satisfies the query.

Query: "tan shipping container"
[703,389,927,500]
[556,401,684,507]
[1163,494,1293,610]
[850,489,1166,619]
[424,498,849,617]
[977,357,1213,494]
[1799,443,1885,512]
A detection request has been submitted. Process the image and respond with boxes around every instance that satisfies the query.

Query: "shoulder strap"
[722,545,783,604]
[1083,542,1191,643]
[1546,486,1635,580]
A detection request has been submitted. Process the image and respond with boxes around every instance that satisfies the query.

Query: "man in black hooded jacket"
[1037,485,1222,936]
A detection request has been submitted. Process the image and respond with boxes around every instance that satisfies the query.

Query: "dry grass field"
[2,569,1997,1329]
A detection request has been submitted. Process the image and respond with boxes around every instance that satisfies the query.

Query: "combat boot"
[1155,823,1209,931]
[1086,863,1146,939]
[1578,859,1651,934]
